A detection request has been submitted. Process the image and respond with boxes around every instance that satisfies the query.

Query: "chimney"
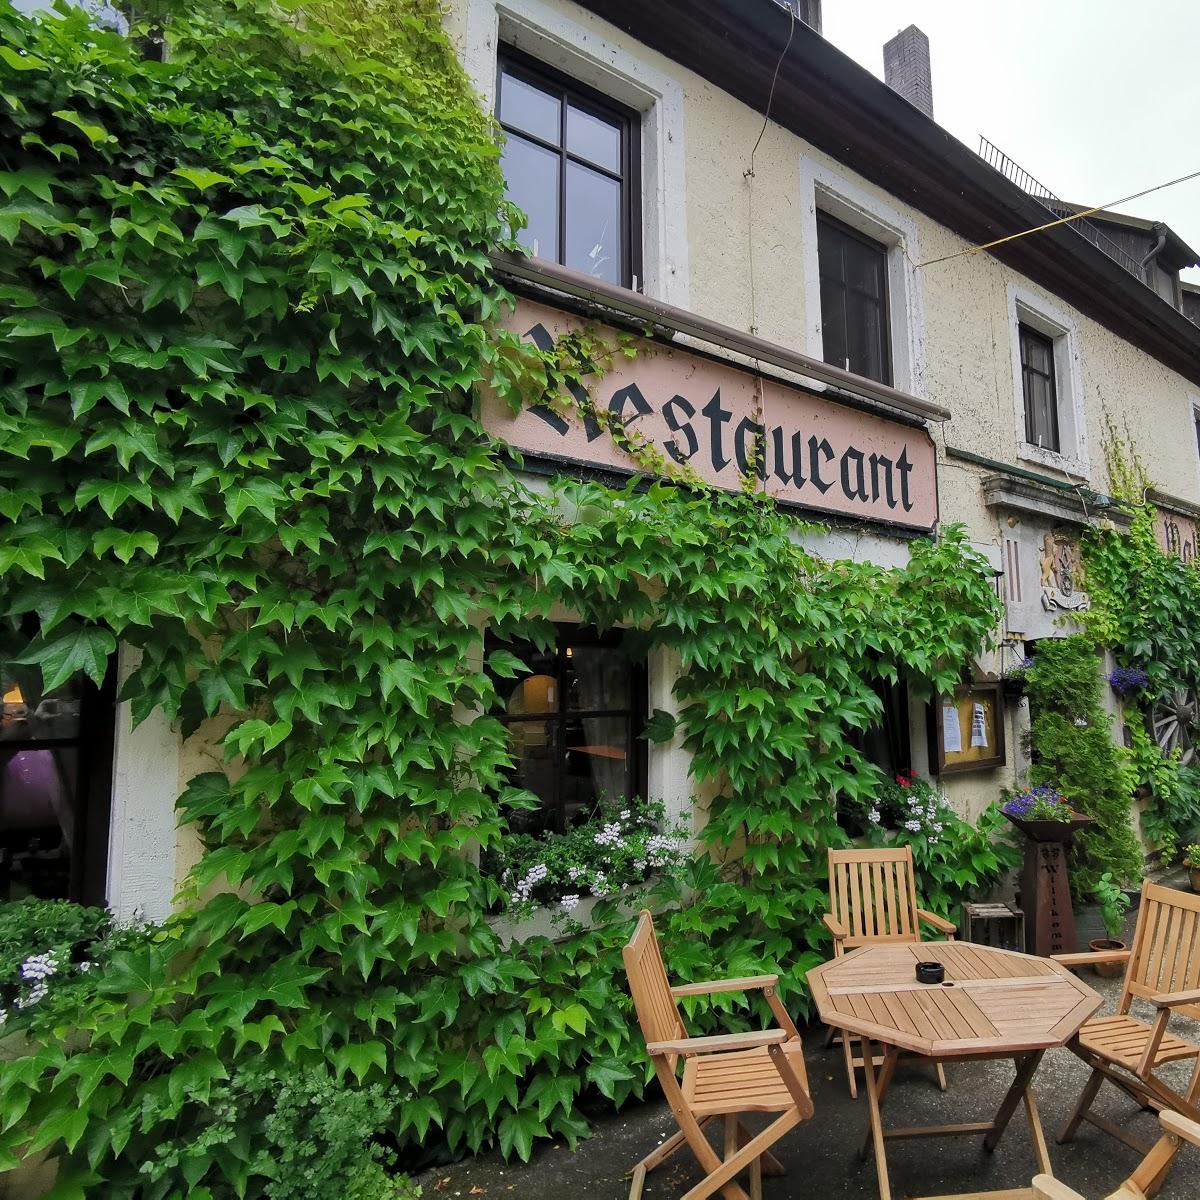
[883,25,933,120]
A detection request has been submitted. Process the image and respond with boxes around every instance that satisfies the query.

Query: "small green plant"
[858,774,1020,915]
[1092,872,1132,940]
[1183,844,1200,869]
[141,1063,415,1200]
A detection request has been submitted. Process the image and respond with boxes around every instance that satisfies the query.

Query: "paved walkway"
[420,969,1199,1199]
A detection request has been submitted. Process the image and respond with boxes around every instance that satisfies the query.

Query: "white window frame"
[1007,283,1089,479]
[799,155,927,397]
[454,0,689,308]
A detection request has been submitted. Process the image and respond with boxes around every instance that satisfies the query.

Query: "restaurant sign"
[481,299,938,532]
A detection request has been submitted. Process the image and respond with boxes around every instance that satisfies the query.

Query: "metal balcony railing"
[978,136,1148,282]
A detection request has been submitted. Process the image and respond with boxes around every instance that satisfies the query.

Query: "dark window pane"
[1,675,83,743]
[499,70,560,143]
[847,291,886,384]
[489,626,643,834]
[564,642,630,711]
[1,747,80,900]
[501,133,559,262]
[563,714,630,824]
[566,104,621,173]
[817,215,891,384]
[565,160,621,282]
[504,719,558,834]
[845,239,884,298]
[819,277,848,370]
[1020,325,1060,452]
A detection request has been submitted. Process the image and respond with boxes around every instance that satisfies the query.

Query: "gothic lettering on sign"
[481,299,940,531]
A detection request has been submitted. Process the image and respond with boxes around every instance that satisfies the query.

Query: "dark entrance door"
[0,660,117,905]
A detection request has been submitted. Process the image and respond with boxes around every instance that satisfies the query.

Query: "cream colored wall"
[444,0,1200,843]
[447,0,1200,511]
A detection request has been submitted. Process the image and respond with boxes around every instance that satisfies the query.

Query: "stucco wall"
[442,0,1200,841]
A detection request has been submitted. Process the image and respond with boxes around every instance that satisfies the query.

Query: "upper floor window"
[1019,324,1060,454]
[817,213,892,385]
[497,49,639,287]
[487,625,646,836]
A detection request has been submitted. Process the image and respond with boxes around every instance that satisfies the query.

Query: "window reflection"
[496,51,635,287]
[488,627,644,835]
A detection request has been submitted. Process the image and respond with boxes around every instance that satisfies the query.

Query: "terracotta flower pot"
[1189,866,1200,894]
[1089,937,1127,978]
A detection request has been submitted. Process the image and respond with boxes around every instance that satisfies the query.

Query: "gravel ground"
[419,963,1200,1199]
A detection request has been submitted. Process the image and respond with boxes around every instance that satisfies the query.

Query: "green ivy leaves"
[0,0,1004,1194]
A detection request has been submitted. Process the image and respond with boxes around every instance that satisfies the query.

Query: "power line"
[916,166,1200,269]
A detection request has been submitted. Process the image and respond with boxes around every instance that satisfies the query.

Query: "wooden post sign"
[481,299,939,533]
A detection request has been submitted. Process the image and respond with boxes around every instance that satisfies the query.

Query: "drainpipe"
[1139,222,1168,273]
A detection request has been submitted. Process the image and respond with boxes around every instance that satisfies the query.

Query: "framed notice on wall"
[931,681,1005,775]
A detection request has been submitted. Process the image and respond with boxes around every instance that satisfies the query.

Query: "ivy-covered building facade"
[438,0,1200,899]
[8,1,1200,1190]
[8,0,1200,925]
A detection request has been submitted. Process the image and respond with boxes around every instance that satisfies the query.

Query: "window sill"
[488,884,648,945]
[1016,442,1089,482]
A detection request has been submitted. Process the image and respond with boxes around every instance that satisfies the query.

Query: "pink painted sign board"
[480,299,938,532]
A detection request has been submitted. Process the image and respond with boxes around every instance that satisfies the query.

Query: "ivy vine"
[1080,430,1200,857]
[0,1,1001,1194]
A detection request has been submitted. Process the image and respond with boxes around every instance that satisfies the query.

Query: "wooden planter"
[1005,811,1095,957]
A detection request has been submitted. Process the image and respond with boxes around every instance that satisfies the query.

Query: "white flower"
[559,894,580,912]
[904,819,922,833]
[17,981,48,1008]
[634,859,646,872]
[868,808,881,824]
[593,822,623,847]
[619,809,631,821]
[0,1009,6,1027]
[20,953,57,983]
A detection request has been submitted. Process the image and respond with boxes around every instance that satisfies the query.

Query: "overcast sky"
[821,0,1200,280]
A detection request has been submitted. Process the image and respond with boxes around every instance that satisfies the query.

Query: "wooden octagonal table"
[808,940,1102,1200]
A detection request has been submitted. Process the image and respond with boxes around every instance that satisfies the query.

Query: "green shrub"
[141,1063,418,1200]
[0,898,164,1039]
[858,774,1020,915]
[1023,636,1142,892]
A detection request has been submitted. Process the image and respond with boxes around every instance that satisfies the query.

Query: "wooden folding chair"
[621,909,813,1200]
[1054,882,1200,1172]
[1032,1110,1200,1200]
[822,845,957,1097]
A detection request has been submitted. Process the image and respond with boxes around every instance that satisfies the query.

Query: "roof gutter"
[489,250,951,423]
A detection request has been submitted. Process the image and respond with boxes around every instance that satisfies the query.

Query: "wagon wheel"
[1149,689,1200,765]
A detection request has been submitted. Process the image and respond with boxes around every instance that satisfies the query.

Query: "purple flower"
[1003,785,1072,822]
[1108,667,1149,696]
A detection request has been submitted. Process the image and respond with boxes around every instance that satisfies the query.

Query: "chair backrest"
[827,846,923,948]
[623,910,687,1066]
[1121,882,1200,1020]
